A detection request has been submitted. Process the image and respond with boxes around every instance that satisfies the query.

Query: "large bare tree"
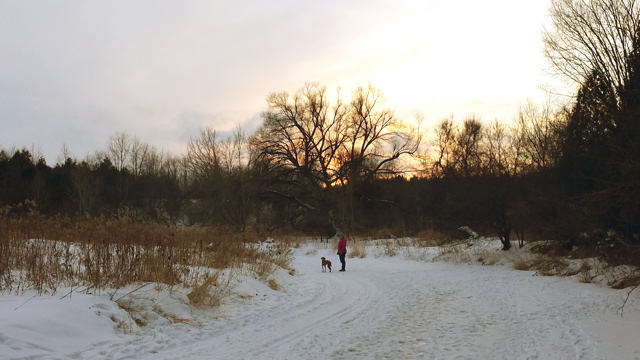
[543,0,640,101]
[341,85,421,182]
[251,83,421,232]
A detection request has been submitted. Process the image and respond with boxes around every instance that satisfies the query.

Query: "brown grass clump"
[611,275,640,289]
[187,274,220,306]
[536,258,570,276]
[348,241,367,258]
[187,270,236,307]
[379,239,401,257]
[268,279,279,291]
[512,260,532,271]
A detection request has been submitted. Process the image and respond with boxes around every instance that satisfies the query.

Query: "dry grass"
[415,228,450,246]
[537,258,570,276]
[376,239,415,257]
[0,211,293,298]
[348,241,367,258]
[578,260,594,283]
[268,278,279,291]
[115,298,148,327]
[187,270,237,307]
[512,260,532,271]
[611,275,640,289]
[380,241,398,257]
[433,240,473,264]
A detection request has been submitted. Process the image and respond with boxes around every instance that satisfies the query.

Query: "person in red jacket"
[337,234,347,271]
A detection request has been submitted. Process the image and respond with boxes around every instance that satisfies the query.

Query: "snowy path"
[2,244,640,359]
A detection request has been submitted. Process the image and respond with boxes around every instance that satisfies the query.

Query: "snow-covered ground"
[1,241,639,359]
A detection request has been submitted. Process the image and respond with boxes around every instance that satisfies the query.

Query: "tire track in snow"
[152,250,380,360]
[217,270,377,359]
[73,244,640,360]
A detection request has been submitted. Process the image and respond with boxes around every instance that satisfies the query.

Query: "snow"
[1,241,639,360]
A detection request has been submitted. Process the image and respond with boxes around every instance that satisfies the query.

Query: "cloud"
[0,0,554,164]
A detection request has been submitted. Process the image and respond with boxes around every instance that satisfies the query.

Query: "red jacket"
[337,236,347,254]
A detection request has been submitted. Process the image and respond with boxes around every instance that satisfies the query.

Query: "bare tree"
[432,117,457,177]
[129,138,150,176]
[341,85,422,182]
[431,116,485,178]
[141,146,165,176]
[220,125,249,174]
[218,126,256,233]
[187,126,221,181]
[252,83,421,232]
[454,116,484,177]
[514,99,565,172]
[68,164,98,214]
[543,0,640,101]
[57,144,73,165]
[482,120,511,176]
[164,154,189,189]
[107,132,132,172]
[106,132,161,177]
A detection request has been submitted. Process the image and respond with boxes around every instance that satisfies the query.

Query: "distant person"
[337,234,347,271]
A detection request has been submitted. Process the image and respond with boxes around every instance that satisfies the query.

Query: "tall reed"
[0,212,292,296]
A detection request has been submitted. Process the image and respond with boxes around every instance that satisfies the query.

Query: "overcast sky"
[1,0,554,164]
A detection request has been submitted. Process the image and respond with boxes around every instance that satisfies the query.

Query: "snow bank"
[1,241,639,359]
[0,290,129,358]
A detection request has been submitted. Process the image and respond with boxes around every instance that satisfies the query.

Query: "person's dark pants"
[339,253,346,271]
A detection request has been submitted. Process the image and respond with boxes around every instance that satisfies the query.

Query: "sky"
[0,0,555,165]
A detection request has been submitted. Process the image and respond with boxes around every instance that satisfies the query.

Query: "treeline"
[1,0,639,263]
[0,130,254,231]
[0,83,635,251]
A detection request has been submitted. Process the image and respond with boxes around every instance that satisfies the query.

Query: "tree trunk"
[500,235,512,251]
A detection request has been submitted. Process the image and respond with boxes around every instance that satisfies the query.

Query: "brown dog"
[321,257,332,273]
